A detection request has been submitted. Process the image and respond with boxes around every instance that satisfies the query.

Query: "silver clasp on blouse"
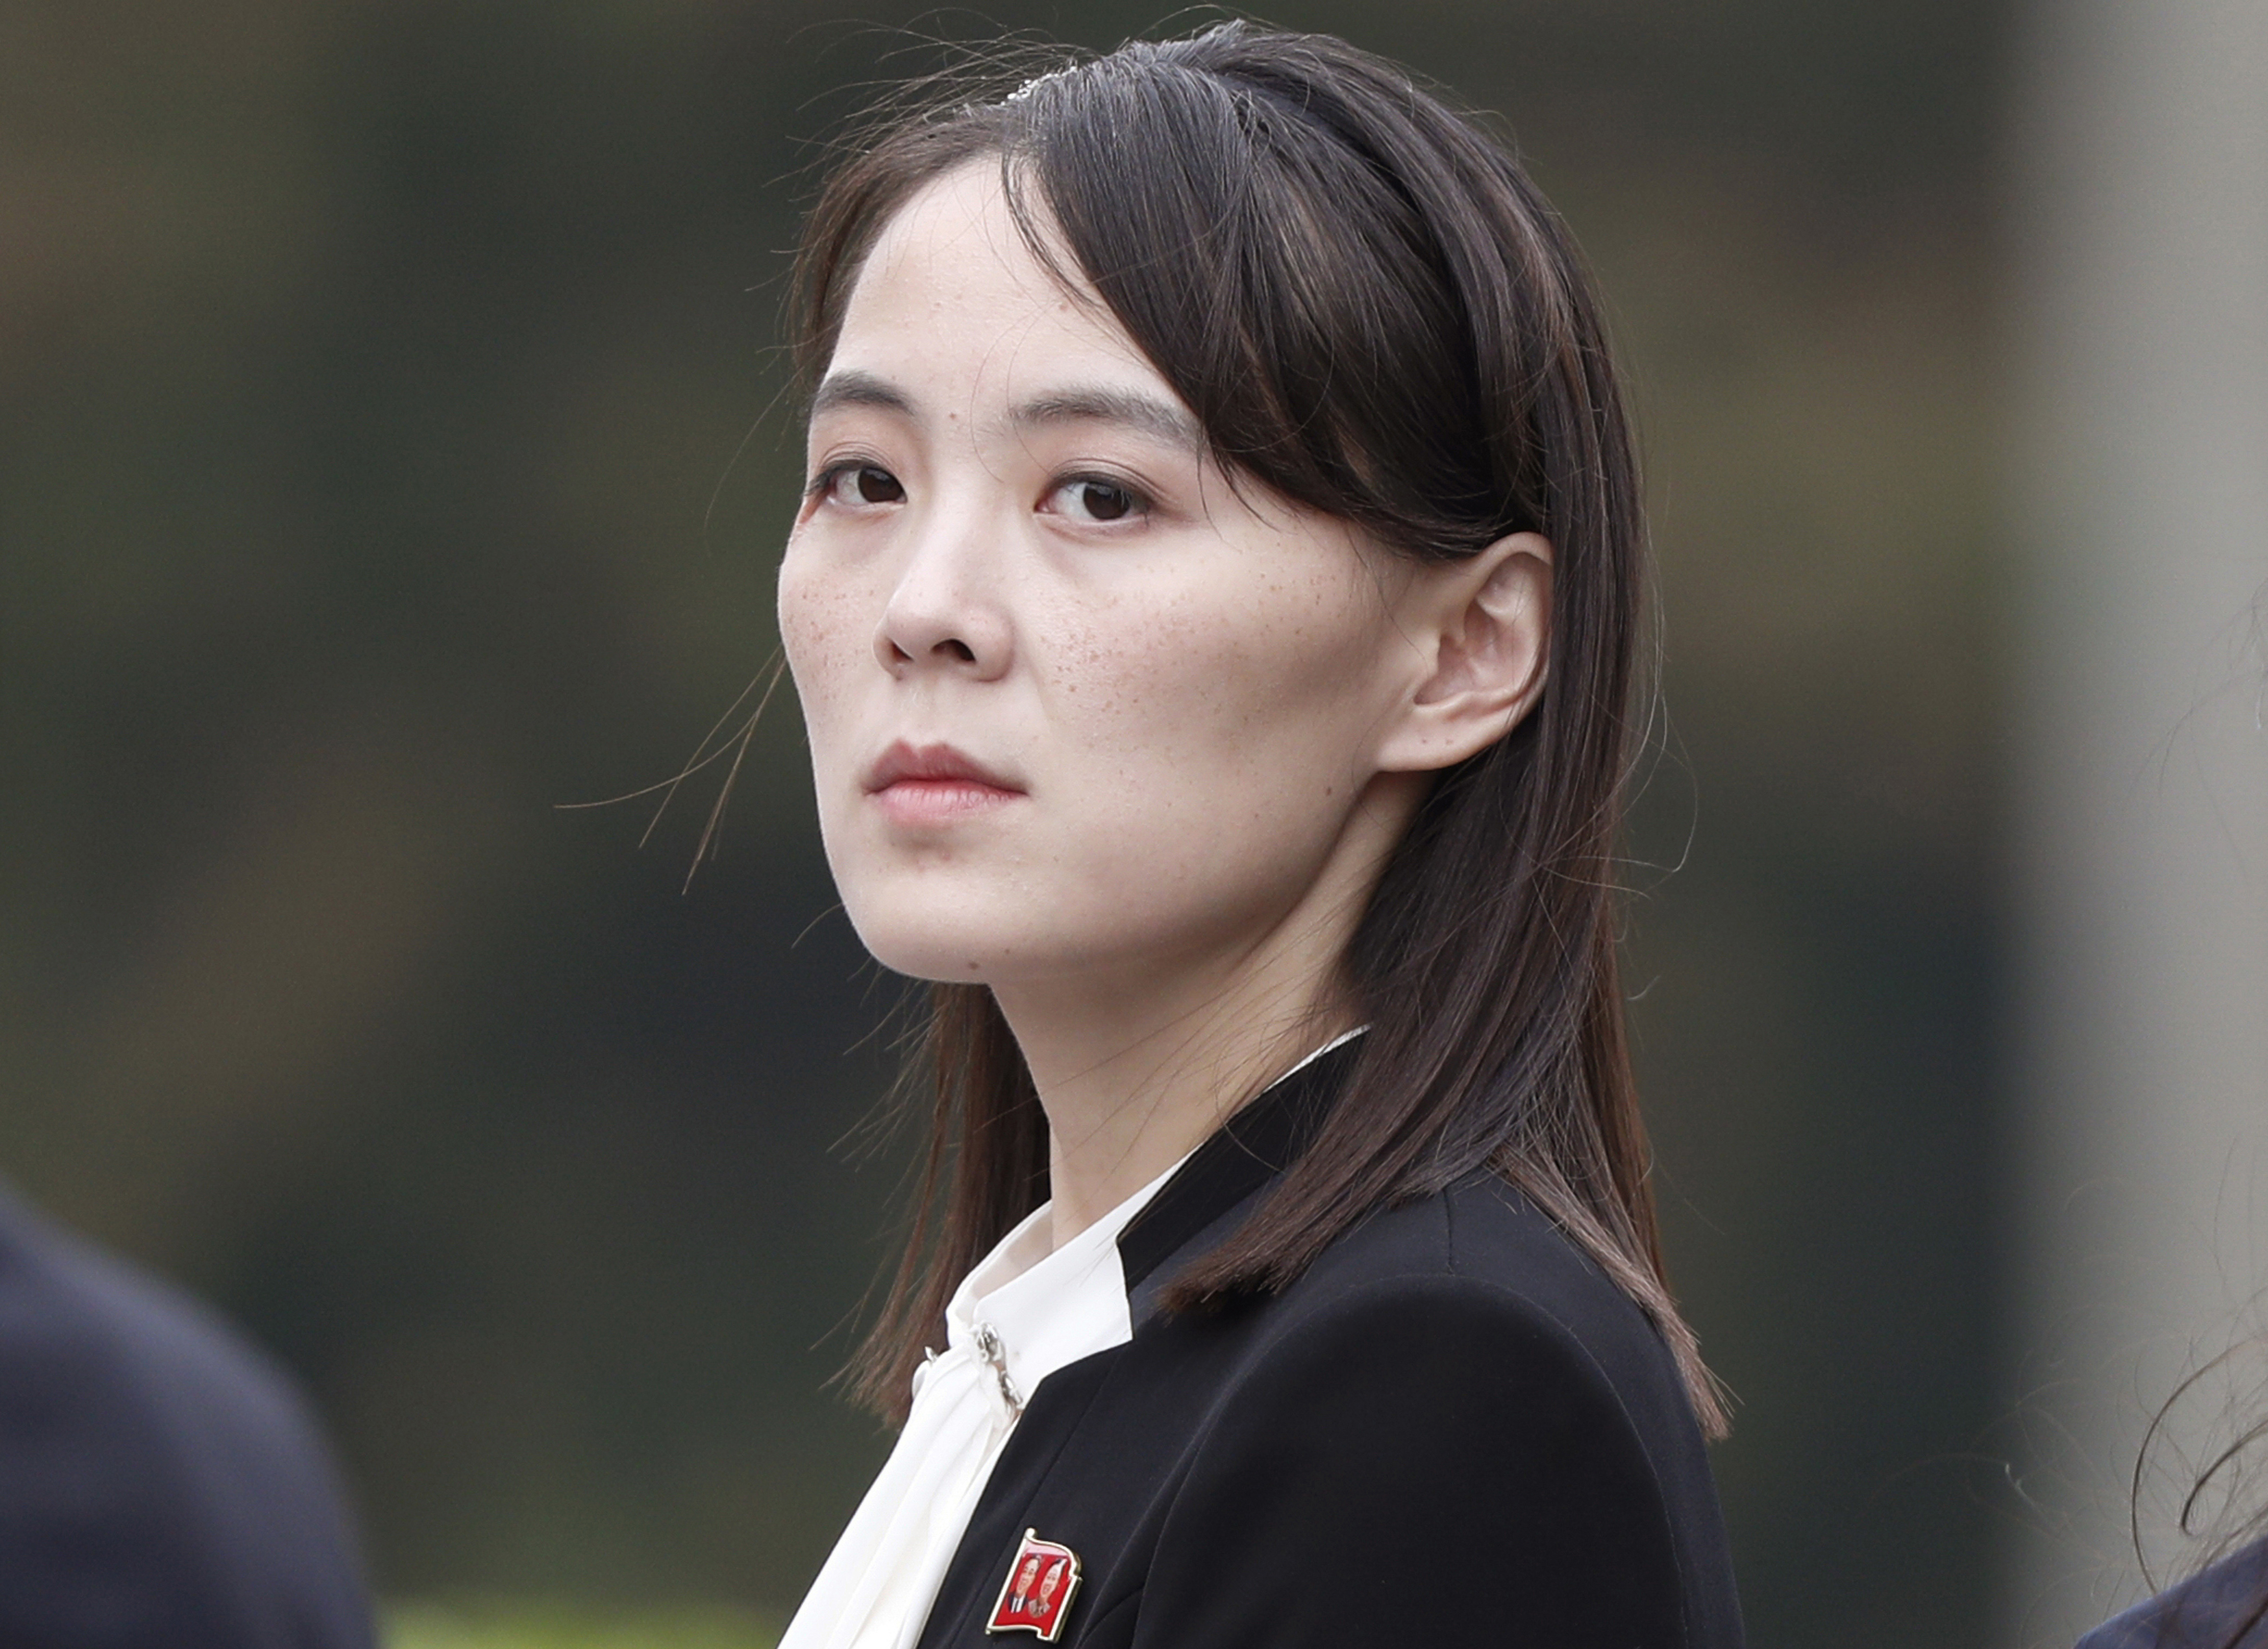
[971,1320,1024,1415]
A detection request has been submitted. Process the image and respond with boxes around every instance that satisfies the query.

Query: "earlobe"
[1380,532,1554,773]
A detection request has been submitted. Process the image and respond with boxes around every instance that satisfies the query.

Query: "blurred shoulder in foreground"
[2078,1539,2268,1649]
[0,1181,378,1649]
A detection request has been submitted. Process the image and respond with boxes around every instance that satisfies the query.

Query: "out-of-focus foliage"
[386,1598,773,1649]
[0,1,2008,1643]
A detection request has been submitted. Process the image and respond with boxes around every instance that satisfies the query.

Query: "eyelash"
[803,460,1156,524]
[1046,471,1152,524]
[805,460,899,506]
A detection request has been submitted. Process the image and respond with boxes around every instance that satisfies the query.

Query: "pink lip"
[862,741,1024,826]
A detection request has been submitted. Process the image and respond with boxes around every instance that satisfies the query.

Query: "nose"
[874,500,1012,680]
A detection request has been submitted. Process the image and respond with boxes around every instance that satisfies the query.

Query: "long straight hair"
[792,23,1727,1437]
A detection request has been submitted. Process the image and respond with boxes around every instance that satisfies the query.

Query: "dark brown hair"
[792,21,1727,1437]
[2131,1340,2268,1647]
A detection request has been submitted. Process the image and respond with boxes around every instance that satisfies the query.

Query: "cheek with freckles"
[1019,560,1400,939]
[777,546,871,783]
[1034,560,1387,786]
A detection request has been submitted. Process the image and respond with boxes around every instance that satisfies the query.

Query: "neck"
[990,779,1415,1249]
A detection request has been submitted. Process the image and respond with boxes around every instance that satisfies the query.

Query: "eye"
[1048,476,1147,524]
[813,462,905,508]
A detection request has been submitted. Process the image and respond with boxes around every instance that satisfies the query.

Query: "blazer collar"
[1115,1031,1364,1301]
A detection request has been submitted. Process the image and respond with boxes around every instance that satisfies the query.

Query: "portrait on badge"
[768,23,1745,1649]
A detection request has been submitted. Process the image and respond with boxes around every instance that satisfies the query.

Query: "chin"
[840,883,1142,988]
[837,886,1019,984]
[858,937,1003,984]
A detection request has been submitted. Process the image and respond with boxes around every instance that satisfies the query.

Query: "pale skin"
[777,162,1553,1246]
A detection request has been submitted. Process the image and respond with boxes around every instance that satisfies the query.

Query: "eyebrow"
[809,370,1205,458]
[1008,387,1205,456]
[809,368,915,420]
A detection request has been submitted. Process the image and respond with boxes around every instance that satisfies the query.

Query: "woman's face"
[778,162,1482,993]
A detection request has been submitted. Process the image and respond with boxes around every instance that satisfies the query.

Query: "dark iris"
[1079,481,1134,520]
[855,467,904,505]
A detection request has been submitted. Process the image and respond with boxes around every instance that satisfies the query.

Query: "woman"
[772,23,1743,1649]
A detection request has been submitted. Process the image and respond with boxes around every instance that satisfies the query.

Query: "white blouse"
[777,1029,1363,1649]
[773,1154,1185,1649]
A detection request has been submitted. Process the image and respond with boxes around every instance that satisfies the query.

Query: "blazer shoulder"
[1279,1174,1692,1413]
[1131,1183,1743,1648]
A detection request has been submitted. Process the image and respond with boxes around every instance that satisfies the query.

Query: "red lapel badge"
[985,1529,1082,1642]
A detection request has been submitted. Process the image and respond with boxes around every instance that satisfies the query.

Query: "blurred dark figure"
[2076,1540,2268,1649]
[0,1183,377,1648]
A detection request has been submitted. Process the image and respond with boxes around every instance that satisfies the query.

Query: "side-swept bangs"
[794,22,1724,1438]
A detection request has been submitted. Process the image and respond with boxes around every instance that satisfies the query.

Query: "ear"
[1376,532,1553,773]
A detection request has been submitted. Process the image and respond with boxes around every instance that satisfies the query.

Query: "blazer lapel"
[913,1035,1364,1649]
[1115,1034,1360,1310]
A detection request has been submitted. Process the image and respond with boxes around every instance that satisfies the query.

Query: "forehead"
[830,162,1173,410]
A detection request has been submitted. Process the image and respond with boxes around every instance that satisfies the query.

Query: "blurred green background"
[0,1,2006,1643]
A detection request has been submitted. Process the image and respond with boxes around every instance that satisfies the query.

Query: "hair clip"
[1002,61,1077,105]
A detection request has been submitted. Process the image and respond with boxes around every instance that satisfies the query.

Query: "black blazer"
[2077,1540,2268,1648]
[0,1185,377,1649]
[914,1042,1745,1648]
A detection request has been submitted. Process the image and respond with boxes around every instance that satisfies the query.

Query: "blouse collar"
[941,1150,1178,1414]
[940,1026,1368,1411]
